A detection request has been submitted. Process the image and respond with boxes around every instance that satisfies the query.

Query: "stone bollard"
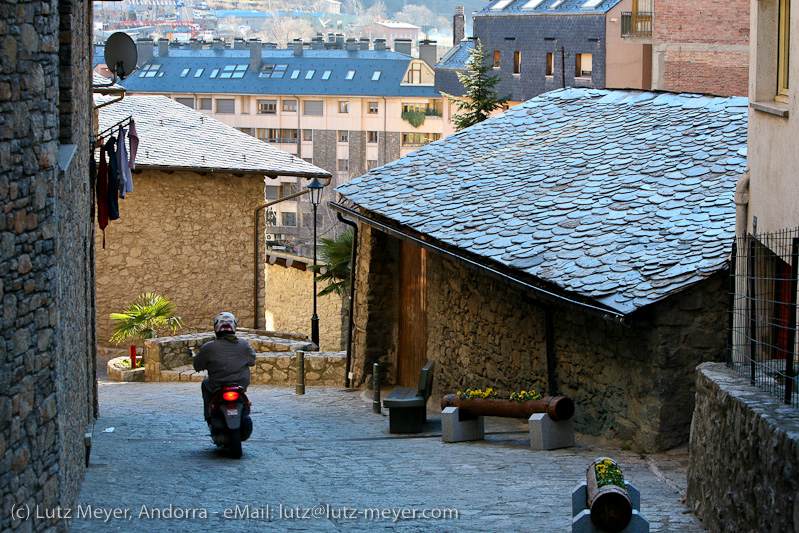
[296,350,305,395]
[372,363,381,414]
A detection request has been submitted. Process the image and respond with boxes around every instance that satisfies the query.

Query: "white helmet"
[214,312,237,334]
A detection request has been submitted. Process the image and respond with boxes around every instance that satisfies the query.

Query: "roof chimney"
[234,37,246,50]
[311,37,324,50]
[293,39,304,56]
[374,38,386,52]
[158,38,168,56]
[336,34,344,49]
[419,39,437,67]
[346,38,358,52]
[359,38,370,50]
[249,38,262,71]
[135,38,154,67]
[454,6,465,44]
[394,38,412,55]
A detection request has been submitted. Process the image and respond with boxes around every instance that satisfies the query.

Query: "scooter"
[207,384,252,459]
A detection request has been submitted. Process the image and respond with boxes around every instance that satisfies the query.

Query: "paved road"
[71,380,705,532]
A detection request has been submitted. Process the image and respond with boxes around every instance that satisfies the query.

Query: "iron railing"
[729,229,799,408]
[621,11,653,37]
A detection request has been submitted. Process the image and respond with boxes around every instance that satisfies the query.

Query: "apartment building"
[116,37,443,251]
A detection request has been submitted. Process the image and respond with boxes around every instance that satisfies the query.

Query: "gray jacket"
[193,337,256,391]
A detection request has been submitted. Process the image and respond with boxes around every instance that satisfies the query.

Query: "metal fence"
[729,229,799,407]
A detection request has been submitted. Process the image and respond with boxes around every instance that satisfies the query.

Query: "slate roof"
[96,94,330,178]
[476,0,622,16]
[93,72,125,91]
[435,40,475,71]
[119,49,438,98]
[337,88,748,315]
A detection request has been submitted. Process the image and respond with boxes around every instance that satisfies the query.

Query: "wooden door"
[397,241,428,387]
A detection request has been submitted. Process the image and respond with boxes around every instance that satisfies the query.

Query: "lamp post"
[307,177,324,348]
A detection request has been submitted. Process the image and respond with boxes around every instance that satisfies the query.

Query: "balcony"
[621,11,652,38]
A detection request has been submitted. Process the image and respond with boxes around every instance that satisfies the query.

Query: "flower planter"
[107,356,145,382]
[586,457,632,533]
[440,395,574,421]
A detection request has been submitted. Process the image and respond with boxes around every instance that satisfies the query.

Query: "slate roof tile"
[96,94,329,177]
[337,88,747,315]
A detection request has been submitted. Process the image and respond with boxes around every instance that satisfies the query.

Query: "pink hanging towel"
[128,119,139,170]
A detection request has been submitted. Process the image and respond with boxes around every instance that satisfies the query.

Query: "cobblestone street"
[72,380,705,532]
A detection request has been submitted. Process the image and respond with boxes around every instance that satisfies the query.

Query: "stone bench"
[382,361,435,433]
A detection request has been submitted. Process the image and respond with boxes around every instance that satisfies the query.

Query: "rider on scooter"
[193,312,256,421]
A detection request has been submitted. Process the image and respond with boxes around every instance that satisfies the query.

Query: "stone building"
[109,37,443,255]
[336,88,748,452]
[95,95,331,347]
[686,0,799,530]
[0,0,96,531]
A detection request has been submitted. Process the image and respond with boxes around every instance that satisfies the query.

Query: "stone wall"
[143,333,344,386]
[686,363,799,532]
[264,255,346,352]
[0,0,95,530]
[352,229,729,452]
[95,169,265,345]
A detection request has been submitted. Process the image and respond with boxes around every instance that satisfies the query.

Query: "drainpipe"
[734,170,750,238]
[381,96,388,164]
[252,179,331,330]
[337,212,358,387]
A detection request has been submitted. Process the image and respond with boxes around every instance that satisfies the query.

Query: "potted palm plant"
[109,293,183,373]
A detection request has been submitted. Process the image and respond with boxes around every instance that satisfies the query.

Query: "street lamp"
[307,177,324,348]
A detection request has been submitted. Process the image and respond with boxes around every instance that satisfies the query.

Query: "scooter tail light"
[222,391,240,402]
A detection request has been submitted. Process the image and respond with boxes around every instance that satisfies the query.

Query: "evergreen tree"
[443,42,511,131]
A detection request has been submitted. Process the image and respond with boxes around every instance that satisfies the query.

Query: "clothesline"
[93,115,133,147]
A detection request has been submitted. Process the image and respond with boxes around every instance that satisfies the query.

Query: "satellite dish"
[104,32,138,81]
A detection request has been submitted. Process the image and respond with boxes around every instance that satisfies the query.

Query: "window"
[367,160,378,170]
[404,62,422,83]
[271,64,287,79]
[402,132,441,146]
[514,51,521,74]
[339,101,349,113]
[176,97,194,108]
[303,100,324,116]
[338,159,349,172]
[216,99,235,114]
[493,51,501,68]
[521,0,545,7]
[138,64,161,77]
[368,101,379,114]
[550,0,565,7]
[305,69,315,79]
[280,183,299,197]
[546,53,554,76]
[302,213,322,228]
[258,100,277,114]
[778,0,791,99]
[490,0,513,9]
[259,64,274,78]
[210,68,219,78]
[281,212,297,227]
[575,53,592,78]
[368,131,378,143]
[345,70,355,80]
[265,186,279,200]
[302,129,313,142]
[582,0,604,7]
[200,98,212,110]
[238,127,254,136]
[180,68,190,77]
[282,99,297,112]
[322,70,332,80]
[194,68,204,77]
[232,64,248,78]
[219,65,236,79]
[371,71,381,81]
[278,129,298,142]
[302,157,313,164]
[291,69,301,79]
[339,130,349,143]
[256,128,278,142]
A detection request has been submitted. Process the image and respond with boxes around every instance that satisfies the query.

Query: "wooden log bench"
[382,361,435,433]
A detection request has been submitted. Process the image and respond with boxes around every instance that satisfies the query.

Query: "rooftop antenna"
[102,32,138,85]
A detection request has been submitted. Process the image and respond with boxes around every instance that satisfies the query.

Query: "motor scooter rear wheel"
[228,429,242,459]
